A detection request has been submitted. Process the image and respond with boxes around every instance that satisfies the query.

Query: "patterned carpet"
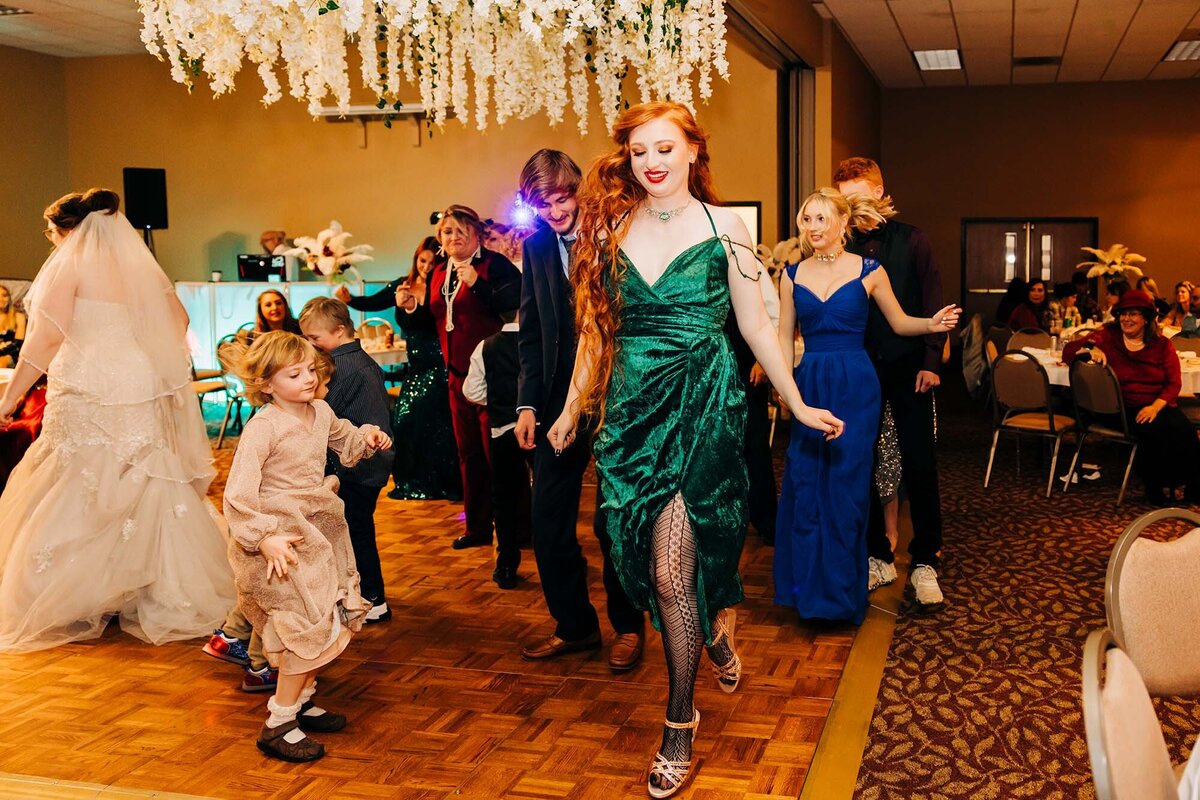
[853,399,1200,799]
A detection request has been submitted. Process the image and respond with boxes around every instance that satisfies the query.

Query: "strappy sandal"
[708,608,742,694]
[647,708,700,799]
[256,718,325,763]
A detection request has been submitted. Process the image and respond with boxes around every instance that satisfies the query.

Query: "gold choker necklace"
[814,248,843,263]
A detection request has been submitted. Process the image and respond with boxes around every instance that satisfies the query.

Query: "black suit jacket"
[517,223,576,419]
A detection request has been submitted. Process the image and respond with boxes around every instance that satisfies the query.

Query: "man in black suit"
[514,150,645,670]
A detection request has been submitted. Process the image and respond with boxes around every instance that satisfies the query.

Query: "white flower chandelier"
[137,0,730,135]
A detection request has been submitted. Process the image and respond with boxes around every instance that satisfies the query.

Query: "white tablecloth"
[1023,347,1200,396]
[363,345,407,366]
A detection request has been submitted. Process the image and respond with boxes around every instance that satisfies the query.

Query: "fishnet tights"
[649,493,735,781]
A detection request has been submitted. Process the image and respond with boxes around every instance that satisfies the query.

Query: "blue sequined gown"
[775,258,882,624]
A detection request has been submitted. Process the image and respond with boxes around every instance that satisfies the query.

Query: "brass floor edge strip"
[0,772,215,799]
[797,532,914,800]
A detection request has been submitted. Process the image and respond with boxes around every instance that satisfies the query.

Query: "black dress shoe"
[492,565,519,590]
[452,532,493,550]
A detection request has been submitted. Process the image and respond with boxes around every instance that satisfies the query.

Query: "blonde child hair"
[219,331,318,406]
[797,188,897,259]
[298,296,354,334]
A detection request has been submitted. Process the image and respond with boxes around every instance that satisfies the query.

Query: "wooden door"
[961,218,1098,325]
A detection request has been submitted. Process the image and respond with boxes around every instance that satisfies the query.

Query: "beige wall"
[45,36,779,283]
[881,79,1200,305]
[829,27,881,172]
[0,45,69,279]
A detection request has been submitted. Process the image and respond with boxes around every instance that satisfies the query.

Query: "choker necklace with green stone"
[644,200,690,222]
[814,247,843,263]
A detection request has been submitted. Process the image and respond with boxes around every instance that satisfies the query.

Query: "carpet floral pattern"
[854,408,1200,799]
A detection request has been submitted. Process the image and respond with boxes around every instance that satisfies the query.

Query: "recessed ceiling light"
[913,49,962,71]
[1163,40,1200,62]
[0,5,32,15]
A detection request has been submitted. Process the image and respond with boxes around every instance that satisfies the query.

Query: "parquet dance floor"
[0,440,853,799]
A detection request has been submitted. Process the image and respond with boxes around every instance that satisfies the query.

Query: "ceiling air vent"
[1013,56,1062,67]
[0,5,32,15]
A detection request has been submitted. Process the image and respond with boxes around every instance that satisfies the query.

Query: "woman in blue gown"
[775,188,958,624]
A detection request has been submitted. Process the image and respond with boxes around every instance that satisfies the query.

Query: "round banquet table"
[1023,347,1200,397]
[362,343,408,366]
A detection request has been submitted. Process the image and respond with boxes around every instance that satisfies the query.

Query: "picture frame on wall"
[723,201,762,249]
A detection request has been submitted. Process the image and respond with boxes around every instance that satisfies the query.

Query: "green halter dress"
[593,204,748,643]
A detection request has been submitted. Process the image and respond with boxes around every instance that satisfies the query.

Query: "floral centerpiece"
[284,220,373,283]
[1076,244,1145,287]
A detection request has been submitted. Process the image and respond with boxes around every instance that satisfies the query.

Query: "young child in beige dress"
[221,332,391,762]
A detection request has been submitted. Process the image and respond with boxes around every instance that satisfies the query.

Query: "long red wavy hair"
[572,101,721,425]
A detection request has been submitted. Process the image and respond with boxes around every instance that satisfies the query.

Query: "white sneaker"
[867,557,897,592]
[910,566,944,605]
[364,600,391,623]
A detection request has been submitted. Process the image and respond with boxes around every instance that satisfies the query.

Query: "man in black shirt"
[836,157,947,607]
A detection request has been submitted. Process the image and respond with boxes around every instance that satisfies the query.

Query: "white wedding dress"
[0,211,234,652]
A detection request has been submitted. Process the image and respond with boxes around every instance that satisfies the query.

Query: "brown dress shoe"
[297,702,347,733]
[608,630,644,672]
[521,630,602,660]
[256,719,325,763]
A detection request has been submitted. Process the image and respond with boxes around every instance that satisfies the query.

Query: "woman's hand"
[1089,347,1108,367]
[1136,402,1164,425]
[395,286,416,311]
[795,404,845,441]
[455,262,479,288]
[928,305,961,334]
[261,534,303,580]
[366,430,393,451]
[546,409,578,455]
[334,285,352,303]
[0,397,18,428]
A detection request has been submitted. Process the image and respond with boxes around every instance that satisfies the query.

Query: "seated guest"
[1072,270,1100,322]
[994,277,1028,327]
[0,285,25,368]
[1063,289,1200,505]
[1098,279,1131,323]
[260,230,289,255]
[1162,281,1193,328]
[1136,277,1170,320]
[1007,278,1049,331]
[240,289,302,343]
[1048,283,1082,332]
[0,380,47,493]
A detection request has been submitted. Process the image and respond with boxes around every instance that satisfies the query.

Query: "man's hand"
[749,363,768,387]
[515,409,537,450]
[334,285,352,303]
[915,370,940,393]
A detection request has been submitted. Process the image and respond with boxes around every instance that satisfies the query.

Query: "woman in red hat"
[1063,288,1200,505]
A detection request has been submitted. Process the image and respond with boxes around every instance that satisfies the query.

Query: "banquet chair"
[357,317,393,341]
[985,350,1075,497]
[1064,360,1138,505]
[1105,508,1200,697]
[213,334,250,448]
[985,324,1012,365]
[1007,327,1053,351]
[1172,336,1200,354]
[1082,628,1180,800]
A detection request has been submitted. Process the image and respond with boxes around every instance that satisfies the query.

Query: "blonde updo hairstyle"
[797,188,897,259]
[219,330,318,406]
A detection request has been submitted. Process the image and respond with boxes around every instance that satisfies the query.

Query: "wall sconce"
[1004,232,1017,283]
[1040,234,1053,281]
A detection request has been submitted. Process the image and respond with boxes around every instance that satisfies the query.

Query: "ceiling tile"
[1104,0,1200,81]
[823,0,926,86]
[952,0,1013,85]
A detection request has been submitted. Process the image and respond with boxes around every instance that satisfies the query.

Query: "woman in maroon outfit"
[1007,279,1050,332]
[1064,289,1200,505]
[398,205,521,547]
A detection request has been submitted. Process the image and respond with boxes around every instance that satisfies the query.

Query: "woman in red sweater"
[1007,279,1050,331]
[1063,289,1199,505]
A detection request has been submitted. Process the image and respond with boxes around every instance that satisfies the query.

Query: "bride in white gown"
[0,188,234,652]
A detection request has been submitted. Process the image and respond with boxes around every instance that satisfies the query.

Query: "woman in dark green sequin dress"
[547,102,842,799]
[342,239,461,500]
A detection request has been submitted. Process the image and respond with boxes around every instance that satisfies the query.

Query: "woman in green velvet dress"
[547,102,842,799]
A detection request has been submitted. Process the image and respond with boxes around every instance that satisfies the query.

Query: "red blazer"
[407,247,521,377]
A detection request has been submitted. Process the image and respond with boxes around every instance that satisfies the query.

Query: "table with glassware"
[1022,346,1200,396]
[362,341,408,366]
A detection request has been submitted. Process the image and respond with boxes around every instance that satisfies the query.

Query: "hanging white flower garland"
[137,0,730,135]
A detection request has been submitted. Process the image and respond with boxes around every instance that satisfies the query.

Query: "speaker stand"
[142,228,156,258]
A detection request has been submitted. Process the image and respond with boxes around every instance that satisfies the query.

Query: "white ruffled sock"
[265,697,307,744]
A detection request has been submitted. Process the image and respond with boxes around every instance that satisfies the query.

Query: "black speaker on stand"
[123,167,168,257]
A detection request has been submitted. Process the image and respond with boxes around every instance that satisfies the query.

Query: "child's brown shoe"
[256,719,325,762]
[298,702,347,733]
